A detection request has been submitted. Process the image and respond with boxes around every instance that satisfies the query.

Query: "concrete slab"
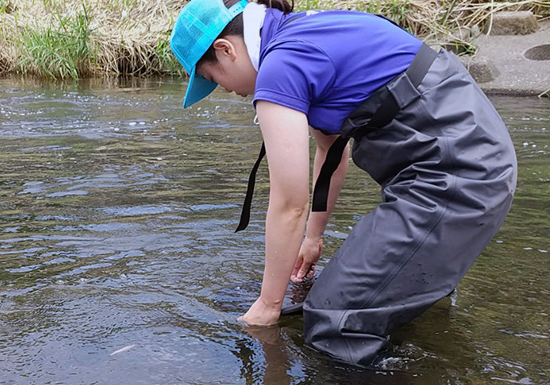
[459,19,550,96]
[489,11,539,35]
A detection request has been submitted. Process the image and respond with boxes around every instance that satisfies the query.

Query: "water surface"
[1,77,549,384]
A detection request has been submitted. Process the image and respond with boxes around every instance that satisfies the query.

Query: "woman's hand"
[237,297,281,326]
[291,237,322,283]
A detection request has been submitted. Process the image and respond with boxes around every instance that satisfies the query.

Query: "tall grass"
[0,0,187,78]
[0,0,549,79]
[19,5,95,79]
[297,0,550,58]
[323,0,550,38]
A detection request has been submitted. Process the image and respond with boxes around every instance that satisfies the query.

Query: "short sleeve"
[253,41,336,114]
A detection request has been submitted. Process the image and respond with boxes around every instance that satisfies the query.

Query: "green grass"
[155,33,186,77]
[0,0,14,13]
[18,5,95,79]
[2,0,550,80]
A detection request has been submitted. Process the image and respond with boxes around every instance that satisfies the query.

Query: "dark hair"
[198,0,294,65]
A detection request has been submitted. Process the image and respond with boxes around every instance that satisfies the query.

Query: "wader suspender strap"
[234,13,307,232]
[235,23,436,230]
[311,135,350,211]
[311,43,437,212]
[235,142,266,232]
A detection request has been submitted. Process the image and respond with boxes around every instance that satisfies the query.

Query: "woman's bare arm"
[238,100,310,325]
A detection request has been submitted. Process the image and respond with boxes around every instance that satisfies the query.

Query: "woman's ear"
[213,38,237,61]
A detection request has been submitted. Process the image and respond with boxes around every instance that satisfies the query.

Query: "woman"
[170,0,517,366]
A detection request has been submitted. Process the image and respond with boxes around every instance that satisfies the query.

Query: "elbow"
[268,194,309,222]
[277,204,309,228]
[285,203,309,221]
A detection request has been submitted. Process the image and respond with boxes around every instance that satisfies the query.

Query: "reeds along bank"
[0,0,549,79]
[0,0,188,79]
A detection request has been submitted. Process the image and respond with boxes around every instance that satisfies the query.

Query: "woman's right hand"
[290,237,322,283]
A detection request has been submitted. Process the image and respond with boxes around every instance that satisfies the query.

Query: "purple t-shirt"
[253,9,422,134]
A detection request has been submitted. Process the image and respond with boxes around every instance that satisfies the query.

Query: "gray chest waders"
[237,45,517,367]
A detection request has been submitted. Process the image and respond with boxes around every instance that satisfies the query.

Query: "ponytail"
[256,0,294,13]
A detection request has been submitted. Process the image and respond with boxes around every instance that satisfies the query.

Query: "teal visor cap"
[170,0,248,108]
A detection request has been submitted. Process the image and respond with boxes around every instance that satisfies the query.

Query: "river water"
[0,77,549,385]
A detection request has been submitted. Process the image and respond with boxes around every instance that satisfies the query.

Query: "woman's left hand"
[291,237,322,283]
[237,297,281,326]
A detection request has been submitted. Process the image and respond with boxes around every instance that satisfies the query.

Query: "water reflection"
[0,77,549,384]
[239,325,293,384]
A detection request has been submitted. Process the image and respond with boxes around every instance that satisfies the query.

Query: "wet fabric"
[302,49,518,367]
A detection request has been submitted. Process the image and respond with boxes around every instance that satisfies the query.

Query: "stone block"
[461,57,500,84]
[489,11,539,35]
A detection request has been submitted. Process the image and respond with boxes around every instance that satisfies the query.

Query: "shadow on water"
[0,77,549,384]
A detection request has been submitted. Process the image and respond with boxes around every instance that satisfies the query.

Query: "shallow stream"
[0,77,549,384]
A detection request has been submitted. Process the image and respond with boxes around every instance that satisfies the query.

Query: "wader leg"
[303,180,513,366]
[302,50,517,367]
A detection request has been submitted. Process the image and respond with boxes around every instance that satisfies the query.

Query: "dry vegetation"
[318,0,550,36]
[0,0,188,78]
[0,0,549,79]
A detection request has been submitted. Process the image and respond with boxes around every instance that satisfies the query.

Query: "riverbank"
[0,0,549,90]
[460,17,550,97]
[0,0,186,78]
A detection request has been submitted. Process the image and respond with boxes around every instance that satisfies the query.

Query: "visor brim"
[183,66,218,108]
